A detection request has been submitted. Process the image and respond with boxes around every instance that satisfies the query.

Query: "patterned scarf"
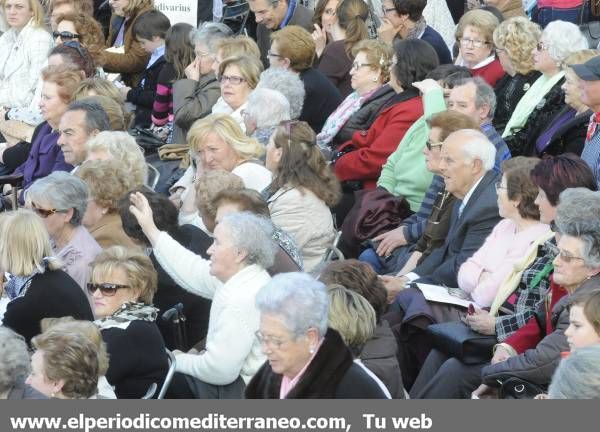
[405,17,427,41]
[94,301,158,331]
[4,258,51,300]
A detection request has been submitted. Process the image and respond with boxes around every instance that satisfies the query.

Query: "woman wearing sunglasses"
[54,12,106,71]
[1,209,94,344]
[88,246,168,399]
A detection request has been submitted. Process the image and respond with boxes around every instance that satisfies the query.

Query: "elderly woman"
[89,246,168,398]
[333,38,437,192]
[243,88,291,146]
[502,21,588,156]
[265,121,341,271]
[492,17,542,134]
[129,192,275,398]
[454,9,504,87]
[378,0,451,65]
[256,67,305,121]
[0,0,53,109]
[54,12,106,68]
[411,186,600,398]
[103,0,154,87]
[211,35,261,77]
[245,272,386,399]
[319,259,405,399]
[1,209,94,343]
[0,327,45,399]
[26,172,101,291]
[535,50,599,156]
[172,22,232,145]
[76,159,139,249]
[26,330,99,399]
[269,25,343,133]
[211,55,263,131]
[317,39,394,151]
[85,131,147,186]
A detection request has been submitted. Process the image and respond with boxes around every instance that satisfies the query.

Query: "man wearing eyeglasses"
[248,0,314,67]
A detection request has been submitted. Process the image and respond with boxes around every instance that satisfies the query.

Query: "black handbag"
[129,126,165,155]
[427,321,497,364]
[498,377,545,399]
[580,1,600,49]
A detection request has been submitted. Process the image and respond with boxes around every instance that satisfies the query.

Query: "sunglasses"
[53,31,80,40]
[31,203,67,218]
[87,283,131,296]
[62,40,87,61]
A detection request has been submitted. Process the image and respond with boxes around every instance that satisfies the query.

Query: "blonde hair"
[73,77,123,103]
[218,55,263,89]
[1,0,46,28]
[76,159,136,211]
[214,35,261,60]
[327,284,376,356]
[493,17,541,75]
[187,113,264,162]
[455,9,499,45]
[351,39,393,85]
[90,246,158,305]
[195,169,245,227]
[270,25,316,72]
[0,210,61,276]
[563,49,600,68]
[86,131,147,187]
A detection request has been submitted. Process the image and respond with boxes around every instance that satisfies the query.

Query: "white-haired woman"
[245,272,387,399]
[256,67,305,121]
[129,193,275,398]
[243,88,291,146]
[26,172,102,291]
[502,20,588,156]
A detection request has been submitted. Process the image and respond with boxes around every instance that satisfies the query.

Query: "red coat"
[334,90,423,190]
[470,58,505,88]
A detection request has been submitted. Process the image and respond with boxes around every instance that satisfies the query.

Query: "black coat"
[539,107,591,157]
[245,328,387,399]
[3,269,94,344]
[126,55,167,128]
[299,68,343,134]
[102,320,169,399]
[493,71,541,135]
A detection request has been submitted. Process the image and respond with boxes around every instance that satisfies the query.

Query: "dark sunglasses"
[62,40,87,61]
[53,31,80,40]
[31,203,67,218]
[87,283,131,296]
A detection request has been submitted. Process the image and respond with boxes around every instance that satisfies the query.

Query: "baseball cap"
[572,56,600,81]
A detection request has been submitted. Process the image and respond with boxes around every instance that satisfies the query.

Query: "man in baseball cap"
[573,56,600,189]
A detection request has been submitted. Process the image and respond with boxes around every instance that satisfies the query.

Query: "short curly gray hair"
[246,88,291,129]
[555,188,600,268]
[189,21,233,52]
[26,171,89,227]
[257,68,305,120]
[542,21,588,63]
[0,327,30,394]
[256,272,329,338]
[220,212,276,269]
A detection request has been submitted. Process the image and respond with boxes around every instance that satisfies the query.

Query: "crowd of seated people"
[2,0,600,401]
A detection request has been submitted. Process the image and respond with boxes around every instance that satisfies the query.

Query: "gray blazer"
[414,170,502,287]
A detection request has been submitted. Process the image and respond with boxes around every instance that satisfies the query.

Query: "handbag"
[427,321,497,365]
[498,377,545,399]
[580,1,600,49]
[129,126,165,155]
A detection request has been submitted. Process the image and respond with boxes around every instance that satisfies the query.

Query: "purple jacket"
[14,122,73,194]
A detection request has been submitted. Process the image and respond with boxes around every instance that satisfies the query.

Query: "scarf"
[94,301,158,331]
[502,71,565,138]
[586,112,600,142]
[4,258,51,300]
[406,17,427,41]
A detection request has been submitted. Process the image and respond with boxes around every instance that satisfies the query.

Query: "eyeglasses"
[554,248,586,264]
[459,38,488,48]
[537,41,548,51]
[267,50,283,59]
[255,331,291,349]
[87,283,131,296]
[31,203,67,218]
[218,74,246,85]
[382,5,396,14]
[53,31,80,41]
[351,61,374,71]
[425,139,443,151]
[62,40,87,61]
[494,181,508,192]
[494,46,506,54]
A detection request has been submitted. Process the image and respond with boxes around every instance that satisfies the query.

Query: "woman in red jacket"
[333,38,439,191]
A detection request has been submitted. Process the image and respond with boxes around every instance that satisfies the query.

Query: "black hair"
[392,0,427,22]
[132,10,171,41]
[392,38,439,90]
[65,99,111,133]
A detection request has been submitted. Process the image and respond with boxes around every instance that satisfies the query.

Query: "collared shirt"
[458,175,484,217]
[280,0,297,29]
[279,339,323,398]
[140,44,165,86]
[582,112,600,189]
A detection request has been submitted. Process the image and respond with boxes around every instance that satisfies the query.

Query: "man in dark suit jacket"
[247,0,314,67]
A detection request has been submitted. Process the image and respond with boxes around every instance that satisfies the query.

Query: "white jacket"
[0,19,53,108]
[268,187,335,272]
[153,232,269,385]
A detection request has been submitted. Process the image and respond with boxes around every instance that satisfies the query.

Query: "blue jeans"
[534,5,586,27]
[358,247,385,274]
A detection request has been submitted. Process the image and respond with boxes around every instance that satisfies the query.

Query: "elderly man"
[573,56,600,189]
[243,88,291,145]
[57,100,111,172]
[248,0,314,67]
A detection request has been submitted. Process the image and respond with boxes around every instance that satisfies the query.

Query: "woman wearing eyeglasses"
[245,272,387,399]
[264,121,341,271]
[54,12,106,70]
[88,246,168,399]
[0,0,53,110]
[1,209,94,344]
[502,21,588,157]
[454,9,504,87]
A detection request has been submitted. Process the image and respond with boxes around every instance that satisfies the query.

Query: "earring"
[372,76,378,82]
[309,347,315,354]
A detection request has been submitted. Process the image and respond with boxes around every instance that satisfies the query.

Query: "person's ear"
[281,57,292,70]
[477,103,491,122]
[235,247,249,264]
[472,157,483,174]
[306,327,320,352]
[63,208,75,225]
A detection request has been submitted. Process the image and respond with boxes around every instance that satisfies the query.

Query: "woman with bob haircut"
[0,0,53,109]
[0,327,45,399]
[1,209,94,344]
[27,330,100,399]
[129,191,276,398]
[265,121,341,271]
[245,272,387,399]
[88,246,168,399]
[26,171,102,291]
